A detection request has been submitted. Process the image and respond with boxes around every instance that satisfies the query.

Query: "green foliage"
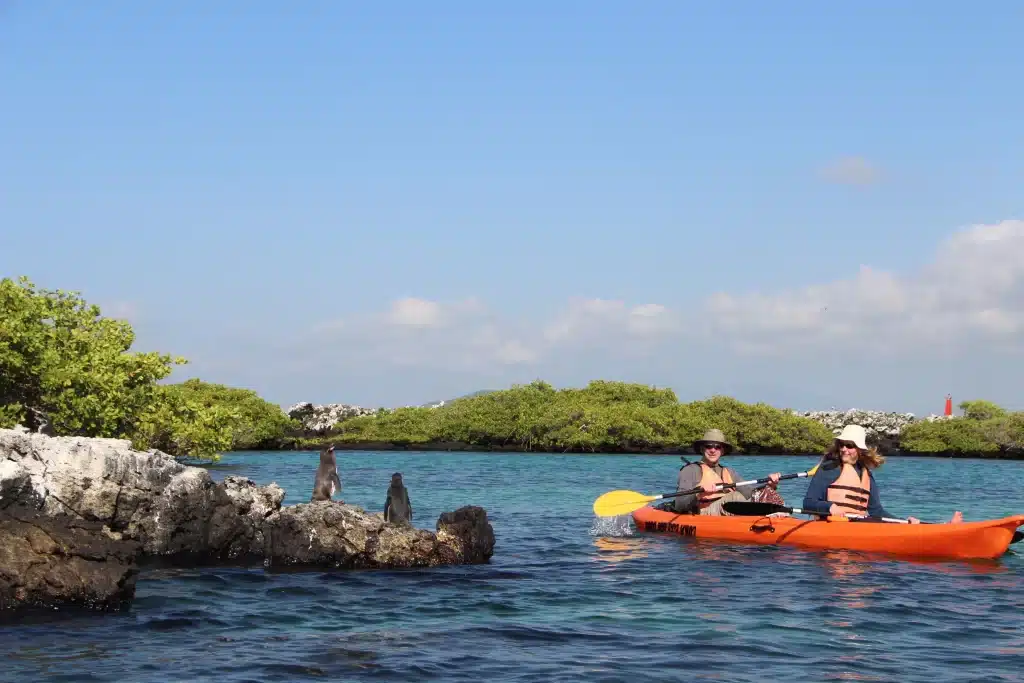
[131,379,298,459]
[899,418,999,455]
[979,411,1024,452]
[321,380,836,454]
[900,400,1024,457]
[131,388,238,460]
[685,396,837,454]
[0,276,295,461]
[0,276,184,437]
[958,399,1007,421]
[159,379,297,450]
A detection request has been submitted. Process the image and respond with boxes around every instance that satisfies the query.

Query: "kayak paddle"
[723,502,1024,543]
[592,462,821,518]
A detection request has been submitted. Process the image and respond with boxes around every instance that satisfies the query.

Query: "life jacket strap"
[829,484,870,495]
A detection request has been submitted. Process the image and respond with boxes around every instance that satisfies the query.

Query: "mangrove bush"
[0,276,295,459]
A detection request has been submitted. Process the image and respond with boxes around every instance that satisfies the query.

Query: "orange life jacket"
[826,463,871,514]
[697,463,734,509]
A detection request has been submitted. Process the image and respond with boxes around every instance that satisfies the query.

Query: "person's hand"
[829,504,842,516]
[767,472,781,488]
[702,482,719,494]
[907,516,921,524]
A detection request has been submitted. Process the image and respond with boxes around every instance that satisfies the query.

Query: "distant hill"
[420,389,494,407]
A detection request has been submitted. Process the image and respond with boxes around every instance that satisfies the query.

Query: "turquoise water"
[3,451,1023,682]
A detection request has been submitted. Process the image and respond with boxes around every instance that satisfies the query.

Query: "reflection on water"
[819,551,885,611]
[590,536,651,565]
[593,536,647,565]
[828,673,884,682]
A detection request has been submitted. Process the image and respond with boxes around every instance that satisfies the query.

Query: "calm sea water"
[3,451,1022,682]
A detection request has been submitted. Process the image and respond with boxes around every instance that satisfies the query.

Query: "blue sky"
[3,1,1023,415]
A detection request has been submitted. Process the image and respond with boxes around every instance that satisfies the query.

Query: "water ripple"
[1,452,1022,682]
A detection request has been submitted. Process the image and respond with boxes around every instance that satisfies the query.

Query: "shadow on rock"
[0,504,141,615]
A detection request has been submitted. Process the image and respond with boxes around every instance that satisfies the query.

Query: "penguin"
[383,472,412,523]
[311,444,342,502]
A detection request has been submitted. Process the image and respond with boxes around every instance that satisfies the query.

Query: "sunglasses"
[838,441,859,449]
[703,444,725,451]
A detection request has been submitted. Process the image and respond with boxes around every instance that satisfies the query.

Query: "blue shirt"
[802,462,892,519]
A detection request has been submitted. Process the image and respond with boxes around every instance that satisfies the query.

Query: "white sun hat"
[835,424,868,450]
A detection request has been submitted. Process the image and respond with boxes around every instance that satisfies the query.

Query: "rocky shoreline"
[788,408,953,437]
[0,426,495,615]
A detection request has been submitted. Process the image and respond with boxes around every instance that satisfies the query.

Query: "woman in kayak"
[802,424,963,524]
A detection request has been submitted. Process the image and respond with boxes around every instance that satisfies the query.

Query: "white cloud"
[303,298,536,371]
[542,298,678,344]
[494,340,537,364]
[299,294,679,374]
[293,220,1024,376]
[702,219,1024,355]
[387,297,443,326]
[819,156,881,186]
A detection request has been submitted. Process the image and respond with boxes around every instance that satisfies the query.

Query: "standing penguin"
[311,444,342,502]
[383,472,412,523]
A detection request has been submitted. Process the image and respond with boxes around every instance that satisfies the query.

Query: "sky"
[2,1,1023,415]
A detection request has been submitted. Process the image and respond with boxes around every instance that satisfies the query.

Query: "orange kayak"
[632,505,1024,561]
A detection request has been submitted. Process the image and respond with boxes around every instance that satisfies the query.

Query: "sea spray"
[589,513,634,538]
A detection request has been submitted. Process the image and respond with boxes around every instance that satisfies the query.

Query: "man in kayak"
[673,429,781,515]
[802,424,964,524]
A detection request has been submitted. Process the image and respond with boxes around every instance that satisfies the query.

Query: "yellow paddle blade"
[806,459,823,477]
[593,489,660,517]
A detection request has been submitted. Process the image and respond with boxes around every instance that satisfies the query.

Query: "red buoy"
[944,393,952,416]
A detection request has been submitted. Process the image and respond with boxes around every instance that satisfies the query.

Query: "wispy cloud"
[297,220,1024,369]
[701,219,1024,355]
[819,156,881,186]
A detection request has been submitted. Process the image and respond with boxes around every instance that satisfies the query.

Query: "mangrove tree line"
[318,380,839,454]
[3,275,1021,458]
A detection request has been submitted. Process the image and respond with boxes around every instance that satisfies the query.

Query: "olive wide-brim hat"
[692,428,733,454]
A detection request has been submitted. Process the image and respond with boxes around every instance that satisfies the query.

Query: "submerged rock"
[262,501,495,569]
[435,506,495,564]
[0,504,140,613]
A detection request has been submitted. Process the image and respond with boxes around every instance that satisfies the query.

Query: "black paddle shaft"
[660,471,806,501]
